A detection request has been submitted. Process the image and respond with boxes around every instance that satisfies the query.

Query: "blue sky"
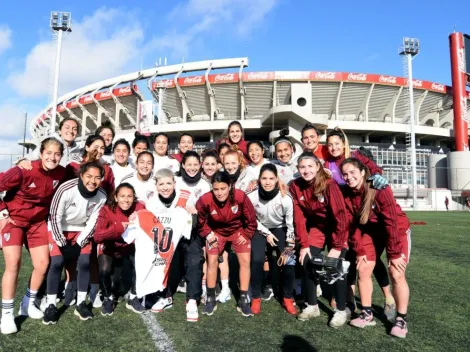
[0,0,468,164]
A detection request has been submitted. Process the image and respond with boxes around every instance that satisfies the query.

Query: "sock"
[24,288,38,307]
[397,312,407,321]
[207,287,216,298]
[90,284,99,300]
[47,294,57,307]
[221,279,229,291]
[240,290,248,298]
[1,299,14,317]
[77,291,87,305]
[385,295,395,305]
[363,306,372,315]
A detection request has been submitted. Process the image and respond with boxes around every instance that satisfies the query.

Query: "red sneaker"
[251,298,261,315]
[283,298,298,316]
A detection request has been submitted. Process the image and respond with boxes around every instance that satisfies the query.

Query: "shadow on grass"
[280,335,317,352]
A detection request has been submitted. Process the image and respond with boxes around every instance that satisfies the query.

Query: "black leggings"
[303,246,347,310]
[251,228,295,299]
[98,253,136,298]
[346,251,390,288]
[47,253,90,294]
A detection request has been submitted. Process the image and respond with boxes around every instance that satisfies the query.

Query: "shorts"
[362,228,411,263]
[206,231,251,255]
[0,221,48,249]
[48,231,92,256]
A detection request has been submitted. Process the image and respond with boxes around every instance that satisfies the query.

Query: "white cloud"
[8,8,144,98]
[0,140,24,172]
[0,103,27,139]
[0,26,12,55]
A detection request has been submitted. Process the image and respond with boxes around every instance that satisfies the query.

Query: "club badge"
[231,205,238,214]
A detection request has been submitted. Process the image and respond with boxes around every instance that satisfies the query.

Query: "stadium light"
[399,37,420,209]
[49,11,72,136]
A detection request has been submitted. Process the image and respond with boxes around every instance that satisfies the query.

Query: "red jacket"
[289,178,349,250]
[171,153,183,163]
[196,189,257,239]
[343,186,410,260]
[94,201,146,257]
[0,160,66,227]
[66,159,115,195]
[324,150,382,175]
[312,144,329,163]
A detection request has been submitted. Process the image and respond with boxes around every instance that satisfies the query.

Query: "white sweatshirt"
[247,190,295,242]
[146,188,193,212]
[175,176,211,205]
[153,154,180,175]
[271,148,303,185]
[120,171,156,204]
[234,168,258,193]
[111,159,136,187]
[246,159,272,179]
[48,179,107,247]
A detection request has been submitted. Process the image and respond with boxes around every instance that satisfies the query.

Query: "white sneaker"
[151,297,173,313]
[18,302,44,319]
[216,288,231,303]
[91,292,103,308]
[329,309,348,328]
[40,296,48,312]
[297,304,321,321]
[1,315,18,335]
[186,300,198,322]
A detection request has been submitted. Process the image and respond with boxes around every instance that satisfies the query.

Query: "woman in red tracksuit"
[94,183,146,317]
[341,158,411,339]
[0,137,66,335]
[289,152,349,328]
[215,121,249,163]
[196,171,257,317]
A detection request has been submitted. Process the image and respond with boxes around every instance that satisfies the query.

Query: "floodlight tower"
[399,37,420,209]
[49,11,72,135]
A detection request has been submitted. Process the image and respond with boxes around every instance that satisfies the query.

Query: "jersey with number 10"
[122,207,192,297]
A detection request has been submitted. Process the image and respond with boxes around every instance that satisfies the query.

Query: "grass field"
[1,211,469,352]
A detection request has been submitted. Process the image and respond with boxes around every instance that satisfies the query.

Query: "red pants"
[48,231,92,256]
[206,231,251,255]
[362,228,411,263]
[1,221,48,249]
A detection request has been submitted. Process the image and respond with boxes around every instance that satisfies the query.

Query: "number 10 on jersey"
[152,226,173,254]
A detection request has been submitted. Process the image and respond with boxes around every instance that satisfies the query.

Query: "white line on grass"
[141,311,174,352]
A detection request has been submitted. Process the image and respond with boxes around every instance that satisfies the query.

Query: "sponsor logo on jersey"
[53,180,59,189]
[211,209,217,215]
[28,182,36,188]
[3,233,10,242]
[231,205,238,214]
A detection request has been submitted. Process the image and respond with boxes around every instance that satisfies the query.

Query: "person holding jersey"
[0,138,66,335]
[201,149,220,184]
[43,162,107,324]
[216,121,249,162]
[152,132,180,174]
[248,164,297,316]
[66,135,115,195]
[196,171,257,317]
[146,168,203,322]
[94,183,146,316]
[341,158,411,338]
[272,129,302,185]
[172,133,194,163]
[96,120,115,164]
[246,141,270,178]
[289,152,349,328]
[223,149,257,193]
[120,151,156,204]
[175,151,211,202]
[130,132,150,164]
[300,123,328,162]
[110,139,135,186]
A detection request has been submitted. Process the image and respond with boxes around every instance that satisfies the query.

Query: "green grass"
[1,212,469,352]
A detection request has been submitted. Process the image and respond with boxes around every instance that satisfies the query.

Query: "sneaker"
[40,296,48,312]
[384,301,397,322]
[329,309,348,328]
[261,286,274,301]
[237,296,253,317]
[297,305,320,321]
[177,280,187,294]
[1,315,18,335]
[251,298,261,315]
[74,302,94,321]
[91,292,103,309]
[216,287,232,303]
[126,297,146,314]
[19,302,43,319]
[203,296,217,316]
[151,297,173,313]
[390,318,408,339]
[101,298,114,316]
[282,298,298,316]
[186,300,199,322]
[350,311,376,328]
[63,288,76,307]
[42,304,59,325]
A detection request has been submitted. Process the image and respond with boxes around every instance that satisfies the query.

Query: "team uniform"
[216,138,249,163]
[171,153,183,164]
[246,159,271,178]
[66,155,115,195]
[272,148,303,185]
[175,176,211,204]
[232,168,258,193]
[120,171,156,204]
[110,159,136,187]
[153,155,180,174]
[324,151,382,186]
[310,144,329,164]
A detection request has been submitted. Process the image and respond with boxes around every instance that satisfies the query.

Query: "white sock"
[77,291,87,305]
[90,284,99,300]
[1,299,14,317]
[47,295,57,307]
[221,279,229,291]
[24,288,38,307]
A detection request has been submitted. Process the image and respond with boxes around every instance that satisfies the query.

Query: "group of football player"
[0,118,411,339]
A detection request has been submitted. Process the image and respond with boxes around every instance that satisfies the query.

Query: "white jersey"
[111,160,135,187]
[120,171,156,204]
[101,154,114,164]
[175,176,211,205]
[146,188,192,212]
[153,155,180,175]
[248,190,294,241]
[246,159,271,178]
[122,207,192,297]
[234,168,258,193]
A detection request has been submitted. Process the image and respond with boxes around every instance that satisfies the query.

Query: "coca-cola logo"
[461,96,468,123]
[379,75,397,84]
[183,76,203,85]
[347,73,367,81]
[247,72,270,80]
[412,80,423,87]
[458,48,466,73]
[99,91,111,99]
[431,83,445,92]
[118,86,131,94]
[83,96,93,103]
[156,79,174,88]
[314,72,336,80]
[214,73,235,82]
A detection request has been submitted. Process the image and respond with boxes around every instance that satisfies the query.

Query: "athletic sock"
[363,306,372,315]
[47,294,57,307]
[24,288,38,307]
[1,299,14,317]
[207,287,216,298]
[397,312,408,321]
[77,291,87,305]
[240,290,248,298]
[221,279,229,291]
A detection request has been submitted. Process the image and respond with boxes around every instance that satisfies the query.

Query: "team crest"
[195,189,202,199]
[318,195,325,203]
[49,244,53,252]
[86,202,97,216]
[146,191,155,200]
[3,233,10,242]
[53,180,59,189]
[275,203,283,211]
[231,205,239,214]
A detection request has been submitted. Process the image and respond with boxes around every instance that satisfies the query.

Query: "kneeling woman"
[248,164,296,316]
[341,158,411,338]
[196,171,257,317]
[94,183,146,316]
[289,152,349,328]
